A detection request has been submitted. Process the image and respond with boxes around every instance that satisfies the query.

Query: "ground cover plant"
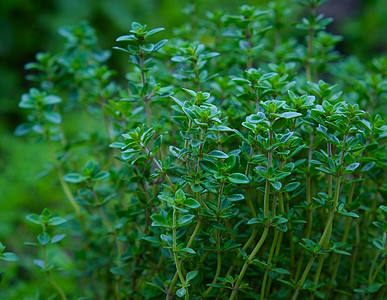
[2,0,386,299]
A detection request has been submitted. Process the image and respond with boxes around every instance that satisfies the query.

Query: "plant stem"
[328,182,356,291]
[139,52,152,127]
[296,134,314,280]
[44,132,81,217]
[349,217,360,287]
[245,147,257,218]
[265,192,286,296]
[230,139,272,298]
[229,129,274,298]
[230,227,269,300]
[172,208,188,300]
[203,181,225,297]
[167,216,202,299]
[141,144,175,191]
[293,174,342,300]
[261,231,279,300]
[371,258,386,284]
[42,246,67,300]
[292,254,316,300]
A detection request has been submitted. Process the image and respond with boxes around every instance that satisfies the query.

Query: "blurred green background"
[0,0,387,296]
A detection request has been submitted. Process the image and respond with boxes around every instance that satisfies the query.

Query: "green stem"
[45,133,81,217]
[230,129,273,299]
[141,144,175,191]
[349,218,360,287]
[265,193,285,296]
[293,174,342,300]
[292,255,316,300]
[172,208,188,299]
[245,147,257,218]
[230,227,269,300]
[203,180,225,297]
[261,231,279,300]
[43,246,67,300]
[328,182,356,290]
[139,52,152,127]
[371,258,386,284]
[167,217,202,299]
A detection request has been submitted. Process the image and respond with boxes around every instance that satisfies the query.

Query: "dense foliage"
[2,0,386,299]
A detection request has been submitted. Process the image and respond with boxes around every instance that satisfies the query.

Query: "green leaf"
[285,182,300,192]
[232,77,251,84]
[338,209,359,218]
[43,111,61,124]
[109,142,126,149]
[185,198,200,209]
[346,162,360,172]
[208,150,229,159]
[158,195,174,204]
[186,270,198,282]
[153,39,168,51]
[150,214,166,225]
[228,173,249,184]
[175,188,186,201]
[280,112,302,119]
[361,162,375,172]
[1,252,19,262]
[14,123,32,136]
[93,171,110,181]
[146,27,165,36]
[116,35,137,42]
[210,125,233,131]
[182,88,197,97]
[372,239,384,251]
[178,215,195,226]
[171,56,188,62]
[367,283,382,293]
[26,214,41,225]
[272,268,290,275]
[49,217,66,226]
[176,287,186,297]
[270,181,282,191]
[160,234,173,245]
[332,249,351,256]
[33,259,45,269]
[37,232,50,246]
[180,248,196,254]
[51,234,66,244]
[43,95,61,105]
[63,173,89,184]
[227,194,245,202]
[260,72,278,80]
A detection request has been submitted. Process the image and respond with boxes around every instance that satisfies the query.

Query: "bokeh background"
[0,0,386,297]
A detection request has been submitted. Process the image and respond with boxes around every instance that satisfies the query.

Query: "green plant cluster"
[2,0,386,299]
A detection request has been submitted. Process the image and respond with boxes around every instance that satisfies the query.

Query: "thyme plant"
[6,0,387,299]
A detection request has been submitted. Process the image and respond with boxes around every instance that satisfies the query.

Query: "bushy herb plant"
[6,0,386,299]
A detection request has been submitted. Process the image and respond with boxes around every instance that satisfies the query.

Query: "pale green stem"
[230,227,269,300]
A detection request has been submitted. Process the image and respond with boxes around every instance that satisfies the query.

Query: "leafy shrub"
[3,0,386,299]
